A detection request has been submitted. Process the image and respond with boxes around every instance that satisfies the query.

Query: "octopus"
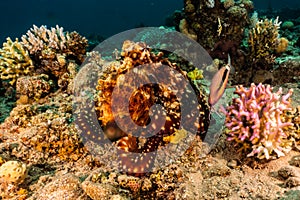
[75,40,211,176]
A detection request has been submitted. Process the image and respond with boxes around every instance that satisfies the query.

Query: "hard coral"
[21,25,87,82]
[222,83,294,159]
[180,0,253,73]
[181,0,252,51]
[0,38,34,85]
[1,93,86,163]
[16,75,52,102]
[248,17,288,70]
[283,106,300,147]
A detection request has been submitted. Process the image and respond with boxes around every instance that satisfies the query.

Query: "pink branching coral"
[222,83,294,159]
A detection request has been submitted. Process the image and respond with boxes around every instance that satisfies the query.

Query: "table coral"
[0,38,34,85]
[222,83,294,159]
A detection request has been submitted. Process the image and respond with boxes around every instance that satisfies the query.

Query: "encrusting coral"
[0,38,34,85]
[221,83,294,160]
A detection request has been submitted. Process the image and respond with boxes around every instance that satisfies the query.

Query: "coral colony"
[221,83,294,159]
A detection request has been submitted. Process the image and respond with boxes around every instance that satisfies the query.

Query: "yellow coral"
[187,68,204,81]
[276,37,289,54]
[163,128,188,144]
[248,17,285,68]
[0,38,34,85]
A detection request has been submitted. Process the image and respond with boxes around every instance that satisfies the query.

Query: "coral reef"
[0,25,87,95]
[180,0,253,61]
[222,83,294,159]
[0,38,34,85]
[0,12,299,198]
[0,93,86,164]
[81,162,185,199]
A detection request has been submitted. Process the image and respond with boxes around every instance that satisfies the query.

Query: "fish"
[209,55,231,106]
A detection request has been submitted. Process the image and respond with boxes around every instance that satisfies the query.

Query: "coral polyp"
[222,83,294,159]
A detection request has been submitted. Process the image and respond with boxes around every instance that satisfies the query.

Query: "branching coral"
[248,17,288,69]
[222,83,294,159]
[0,25,87,93]
[0,38,34,85]
[21,25,87,82]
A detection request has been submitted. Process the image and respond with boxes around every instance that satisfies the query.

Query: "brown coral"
[181,0,252,53]
[1,93,86,163]
[16,75,52,102]
[21,25,88,87]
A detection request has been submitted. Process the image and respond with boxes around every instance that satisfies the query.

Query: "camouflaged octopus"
[76,40,226,176]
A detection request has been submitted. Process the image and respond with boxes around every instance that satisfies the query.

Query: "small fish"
[209,55,231,106]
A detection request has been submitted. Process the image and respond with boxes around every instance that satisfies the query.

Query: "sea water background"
[0,0,299,43]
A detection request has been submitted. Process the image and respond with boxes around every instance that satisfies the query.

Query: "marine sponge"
[0,38,34,85]
[0,161,27,185]
[222,83,294,159]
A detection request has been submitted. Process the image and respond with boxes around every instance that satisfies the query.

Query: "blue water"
[0,0,299,43]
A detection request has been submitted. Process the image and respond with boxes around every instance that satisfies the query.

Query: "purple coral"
[222,83,294,159]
